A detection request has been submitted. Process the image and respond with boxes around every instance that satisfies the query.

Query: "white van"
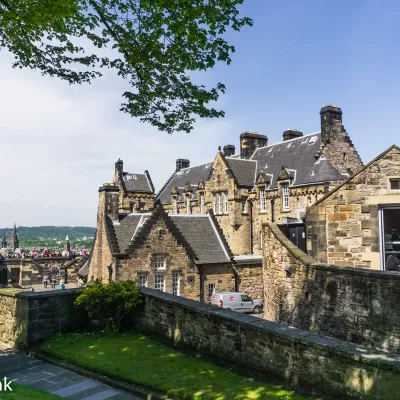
[210,292,263,314]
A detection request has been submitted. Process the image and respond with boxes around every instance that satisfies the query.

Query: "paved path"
[0,344,140,400]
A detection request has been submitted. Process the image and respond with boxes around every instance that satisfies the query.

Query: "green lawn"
[0,383,61,399]
[39,333,313,400]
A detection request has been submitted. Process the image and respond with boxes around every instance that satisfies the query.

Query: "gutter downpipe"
[249,200,254,255]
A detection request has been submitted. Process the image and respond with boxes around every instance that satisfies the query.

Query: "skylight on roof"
[176,171,183,175]
[268,147,273,152]
[287,142,292,148]
[265,164,268,168]
[308,136,317,144]
[301,138,309,144]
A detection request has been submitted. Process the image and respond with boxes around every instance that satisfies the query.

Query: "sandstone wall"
[264,223,400,354]
[307,146,400,269]
[132,288,400,400]
[0,289,85,349]
[235,263,263,300]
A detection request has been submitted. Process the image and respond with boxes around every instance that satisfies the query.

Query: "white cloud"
[0,52,237,228]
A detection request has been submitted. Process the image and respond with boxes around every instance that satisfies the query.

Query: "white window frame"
[200,193,205,214]
[389,178,400,192]
[282,184,290,211]
[173,198,177,213]
[172,271,180,296]
[223,192,228,214]
[138,273,147,287]
[218,192,223,214]
[154,256,166,271]
[154,273,165,291]
[260,189,266,212]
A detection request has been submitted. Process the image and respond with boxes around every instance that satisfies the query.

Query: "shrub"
[75,280,142,332]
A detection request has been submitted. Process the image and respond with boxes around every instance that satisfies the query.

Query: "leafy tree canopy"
[0,0,252,133]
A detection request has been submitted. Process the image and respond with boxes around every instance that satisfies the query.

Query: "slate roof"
[113,214,150,253]
[157,163,213,204]
[170,215,231,264]
[156,133,345,202]
[121,171,154,194]
[225,158,257,186]
[251,133,344,188]
[108,212,231,265]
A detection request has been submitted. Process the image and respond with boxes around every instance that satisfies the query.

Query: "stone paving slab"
[0,345,141,400]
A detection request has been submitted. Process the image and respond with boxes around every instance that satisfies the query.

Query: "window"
[138,274,147,287]
[155,273,165,291]
[200,193,205,214]
[260,231,263,249]
[186,196,191,214]
[260,189,266,212]
[390,179,400,191]
[282,184,290,211]
[223,192,228,214]
[154,256,166,271]
[241,294,252,302]
[214,192,228,214]
[173,198,177,213]
[208,283,215,300]
[241,199,247,213]
[172,272,180,296]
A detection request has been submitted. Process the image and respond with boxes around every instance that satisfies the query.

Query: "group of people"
[43,265,65,290]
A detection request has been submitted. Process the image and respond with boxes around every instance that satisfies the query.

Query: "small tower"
[1,231,7,249]
[10,223,19,251]
[64,235,71,252]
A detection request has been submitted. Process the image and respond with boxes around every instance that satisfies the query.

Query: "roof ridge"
[251,132,321,158]
[155,171,176,200]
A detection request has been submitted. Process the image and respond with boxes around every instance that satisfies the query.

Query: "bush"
[75,280,142,332]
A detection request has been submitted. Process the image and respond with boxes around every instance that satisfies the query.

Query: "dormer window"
[154,256,166,271]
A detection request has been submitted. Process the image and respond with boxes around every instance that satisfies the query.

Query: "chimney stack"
[240,131,268,159]
[283,129,303,141]
[223,144,235,157]
[176,158,190,172]
[320,104,342,132]
[115,158,123,175]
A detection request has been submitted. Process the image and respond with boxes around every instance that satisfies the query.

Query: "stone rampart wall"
[264,223,400,354]
[0,289,85,349]
[132,288,400,400]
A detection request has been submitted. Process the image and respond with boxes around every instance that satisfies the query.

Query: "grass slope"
[0,383,61,400]
[40,332,313,400]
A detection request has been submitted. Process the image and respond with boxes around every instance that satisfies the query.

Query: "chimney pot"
[223,144,236,157]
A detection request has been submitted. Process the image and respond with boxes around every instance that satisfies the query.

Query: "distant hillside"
[0,226,96,249]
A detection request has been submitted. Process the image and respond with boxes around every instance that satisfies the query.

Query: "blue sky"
[0,0,398,226]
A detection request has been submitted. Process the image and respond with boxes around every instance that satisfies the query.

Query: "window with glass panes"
[173,198,177,213]
[172,272,180,295]
[154,256,166,271]
[186,196,191,214]
[390,179,400,191]
[154,274,164,291]
[282,184,290,211]
[241,199,247,213]
[138,274,147,287]
[208,283,215,300]
[214,192,228,214]
[200,193,205,214]
[260,189,266,212]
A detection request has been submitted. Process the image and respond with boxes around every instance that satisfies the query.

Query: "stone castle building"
[89,104,366,299]
[156,105,362,256]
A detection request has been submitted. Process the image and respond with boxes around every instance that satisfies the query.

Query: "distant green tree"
[0,0,252,133]
[75,280,142,332]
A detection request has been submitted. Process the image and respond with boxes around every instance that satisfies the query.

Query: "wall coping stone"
[14,288,80,299]
[141,287,400,372]
[267,223,315,265]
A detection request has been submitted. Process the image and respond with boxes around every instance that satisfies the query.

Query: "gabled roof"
[112,214,150,253]
[121,171,154,194]
[156,163,213,204]
[250,133,344,188]
[107,208,232,265]
[224,157,257,187]
[312,144,400,207]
